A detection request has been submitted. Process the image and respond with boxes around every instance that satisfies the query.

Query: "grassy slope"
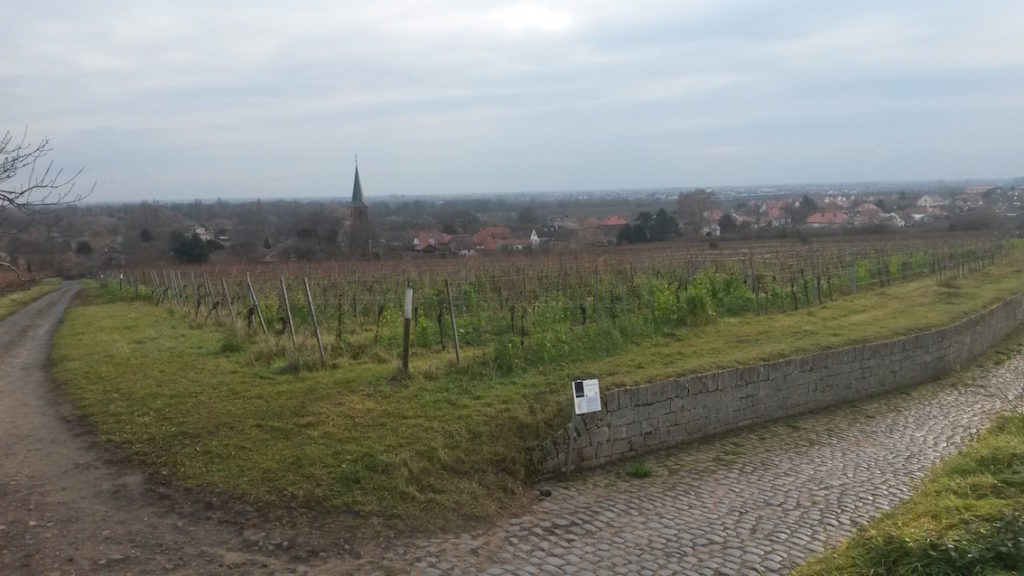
[795,411,1024,575]
[51,247,1024,525]
[0,278,60,321]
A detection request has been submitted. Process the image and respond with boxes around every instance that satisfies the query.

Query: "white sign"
[572,379,601,415]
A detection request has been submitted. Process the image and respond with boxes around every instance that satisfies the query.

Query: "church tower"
[348,160,370,257]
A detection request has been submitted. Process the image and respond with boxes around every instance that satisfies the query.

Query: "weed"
[625,462,652,478]
[219,330,247,354]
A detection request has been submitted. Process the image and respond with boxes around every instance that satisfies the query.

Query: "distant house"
[473,226,511,251]
[760,205,790,227]
[856,203,883,217]
[704,209,724,223]
[191,226,213,241]
[879,212,905,228]
[550,216,582,230]
[952,192,984,210]
[822,194,852,208]
[448,235,476,256]
[917,194,946,208]
[701,223,721,238]
[805,211,848,227]
[597,215,629,228]
[503,237,533,251]
[548,228,579,248]
[412,230,452,252]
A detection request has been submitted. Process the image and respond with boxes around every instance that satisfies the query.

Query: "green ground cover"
[796,410,1024,575]
[0,278,60,321]
[51,243,1024,526]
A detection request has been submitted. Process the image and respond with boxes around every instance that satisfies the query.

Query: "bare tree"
[1,128,92,214]
[1,128,91,275]
[676,189,718,238]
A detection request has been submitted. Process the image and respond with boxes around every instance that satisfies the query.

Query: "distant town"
[2,172,1021,276]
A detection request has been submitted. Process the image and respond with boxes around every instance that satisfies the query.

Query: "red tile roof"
[805,211,847,225]
[598,215,628,226]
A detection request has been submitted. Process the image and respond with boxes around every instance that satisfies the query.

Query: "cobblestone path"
[327,355,1023,575]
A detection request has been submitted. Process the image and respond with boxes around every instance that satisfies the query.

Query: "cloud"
[3,0,1022,200]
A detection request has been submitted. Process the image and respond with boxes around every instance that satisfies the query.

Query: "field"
[52,234,1024,525]
[0,277,61,321]
[128,232,1005,376]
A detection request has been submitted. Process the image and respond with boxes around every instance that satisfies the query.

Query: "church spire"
[351,158,365,206]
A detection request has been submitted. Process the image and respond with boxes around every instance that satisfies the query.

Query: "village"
[397,184,1023,256]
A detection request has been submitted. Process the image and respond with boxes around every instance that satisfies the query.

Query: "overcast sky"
[4,0,1022,202]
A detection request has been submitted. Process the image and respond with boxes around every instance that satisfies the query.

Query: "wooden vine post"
[221,278,236,323]
[280,276,297,351]
[402,287,413,373]
[246,272,268,335]
[444,278,461,366]
[303,277,326,365]
[190,271,200,316]
[176,271,187,312]
[203,272,219,320]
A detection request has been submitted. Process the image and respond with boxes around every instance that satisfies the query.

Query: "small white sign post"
[573,378,601,415]
[566,378,600,477]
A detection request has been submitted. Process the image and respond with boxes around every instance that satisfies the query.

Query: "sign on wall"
[572,378,601,415]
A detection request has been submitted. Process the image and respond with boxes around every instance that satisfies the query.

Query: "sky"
[3,0,1023,202]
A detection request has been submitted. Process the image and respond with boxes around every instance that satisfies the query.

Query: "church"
[346,161,372,257]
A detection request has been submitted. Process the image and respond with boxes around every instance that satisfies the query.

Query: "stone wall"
[531,295,1024,475]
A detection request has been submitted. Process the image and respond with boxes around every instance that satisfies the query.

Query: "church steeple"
[351,156,366,206]
[348,157,370,257]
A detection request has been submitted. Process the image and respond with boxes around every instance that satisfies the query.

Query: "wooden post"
[164,271,174,306]
[221,278,236,322]
[278,278,299,358]
[168,270,178,307]
[402,287,413,373]
[304,277,326,365]
[150,271,160,302]
[190,271,200,316]
[204,272,219,320]
[246,272,268,335]
[176,271,187,311]
[445,278,461,366]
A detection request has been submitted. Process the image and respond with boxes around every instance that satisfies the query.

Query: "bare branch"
[0,128,93,216]
[0,261,21,280]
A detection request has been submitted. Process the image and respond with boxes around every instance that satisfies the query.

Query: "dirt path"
[0,284,1019,575]
[0,284,352,576]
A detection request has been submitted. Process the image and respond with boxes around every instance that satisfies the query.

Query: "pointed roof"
[351,164,366,206]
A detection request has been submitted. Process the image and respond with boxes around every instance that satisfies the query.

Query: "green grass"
[50,246,1024,528]
[795,412,1024,575]
[0,278,60,321]
[625,461,653,478]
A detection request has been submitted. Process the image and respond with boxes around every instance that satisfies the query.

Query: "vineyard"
[115,233,1009,377]
[53,232,1024,521]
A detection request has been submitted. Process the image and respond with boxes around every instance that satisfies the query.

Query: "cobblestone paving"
[328,355,1023,576]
